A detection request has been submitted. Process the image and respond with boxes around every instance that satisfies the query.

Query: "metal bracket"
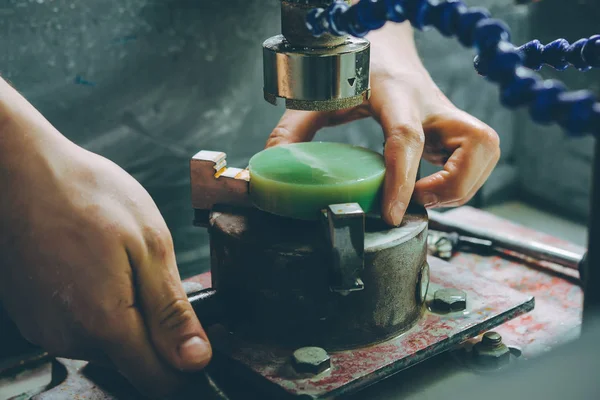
[322,203,365,295]
[190,151,251,225]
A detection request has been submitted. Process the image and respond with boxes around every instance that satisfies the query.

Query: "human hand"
[265,23,500,226]
[0,79,211,398]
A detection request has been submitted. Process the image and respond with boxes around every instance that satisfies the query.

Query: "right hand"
[0,79,211,398]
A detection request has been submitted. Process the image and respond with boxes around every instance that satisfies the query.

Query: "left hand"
[265,23,500,226]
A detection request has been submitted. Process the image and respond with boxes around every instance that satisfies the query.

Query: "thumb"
[266,110,328,148]
[134,228,212,371]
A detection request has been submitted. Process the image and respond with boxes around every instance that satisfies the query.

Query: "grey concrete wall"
[516,0,600,222]
[0,0,385,277]
[414,0,529,206]
[4,0,591,276]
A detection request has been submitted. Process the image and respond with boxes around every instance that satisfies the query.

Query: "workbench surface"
[0,206,585,400]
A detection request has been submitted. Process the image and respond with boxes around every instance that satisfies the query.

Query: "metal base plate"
[207,256,534,399]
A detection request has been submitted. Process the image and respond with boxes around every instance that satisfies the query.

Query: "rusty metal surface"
[206,256,534,399]
[441,207,584,357]
[3,207,585,399]
[19,358,232,400]
[208,205,429,350]
[30,359,139,400]
[429,210,584,271]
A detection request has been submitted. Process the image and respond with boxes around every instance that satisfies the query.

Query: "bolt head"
[433,288,467,312]
[482,331,502,347]
[292,347,331,375]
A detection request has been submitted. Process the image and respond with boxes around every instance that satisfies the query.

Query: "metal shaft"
[583,137,600,325]
[428,211,584,271]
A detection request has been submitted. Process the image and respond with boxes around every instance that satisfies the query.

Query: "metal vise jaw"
[190,150,251,226]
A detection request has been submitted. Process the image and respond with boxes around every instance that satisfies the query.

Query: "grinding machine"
[180,2,535,397]
[3,0,600,399]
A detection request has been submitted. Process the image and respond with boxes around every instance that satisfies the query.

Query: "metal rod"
[428,211,584,271]
[583,137,600,326]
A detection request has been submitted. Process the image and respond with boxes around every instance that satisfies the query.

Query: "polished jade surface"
[248,142,385,220]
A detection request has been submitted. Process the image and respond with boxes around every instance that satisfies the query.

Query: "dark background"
[1,0,598,277]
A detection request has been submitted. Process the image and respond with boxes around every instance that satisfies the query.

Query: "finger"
[132,225,212,372]
[265,110,329,148]
[369,85,425,226]
[421,153,495,209]
[414,114,500,208]
[438,149,498,208]
[103,306,185,398]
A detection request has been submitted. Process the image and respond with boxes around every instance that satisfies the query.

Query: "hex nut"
[292,347,331,375]
[472,332,511,369]
[432,288,467,312]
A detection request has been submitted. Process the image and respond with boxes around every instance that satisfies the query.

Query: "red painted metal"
[203,255,533,398]
[4,207,580,399]
[442,207,584,357]
[185,206,584,398]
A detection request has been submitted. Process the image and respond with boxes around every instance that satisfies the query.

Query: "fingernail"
[421,192,438,208]
[178,336,210,368]
[390,201,406,226]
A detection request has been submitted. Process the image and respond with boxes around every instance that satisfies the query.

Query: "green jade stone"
[248,142,385,220]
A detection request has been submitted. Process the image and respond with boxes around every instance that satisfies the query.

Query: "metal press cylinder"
[208,205,429,350]
[263,35,370,111]
[263,0,371,111]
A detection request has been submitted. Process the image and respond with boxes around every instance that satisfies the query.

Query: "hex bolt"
[292,347,331,375]
[473,331,511,369]
[432,288,467,313]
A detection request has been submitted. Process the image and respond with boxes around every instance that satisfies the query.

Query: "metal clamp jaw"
[190,150,366,295]
[322,203,366,295]
[190,150,251,227]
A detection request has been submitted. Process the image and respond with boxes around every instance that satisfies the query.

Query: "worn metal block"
[190,150,250,212]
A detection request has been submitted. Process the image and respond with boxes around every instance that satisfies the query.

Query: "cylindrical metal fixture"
[583,137,600,327]
[208,205,429,350]
[263,35,370,111]
[263,0,371,111]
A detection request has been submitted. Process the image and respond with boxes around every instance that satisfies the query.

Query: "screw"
[292,347,331,375]
[432,288,467,312]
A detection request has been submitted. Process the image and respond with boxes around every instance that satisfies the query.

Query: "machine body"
[184,149,533,398]
[190,150,431,349]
